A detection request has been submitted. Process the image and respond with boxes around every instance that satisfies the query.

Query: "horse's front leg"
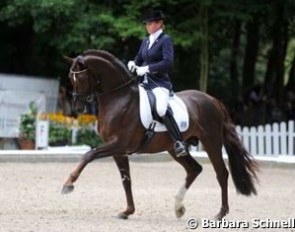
[113,156,135,219]
[62,141,121,194]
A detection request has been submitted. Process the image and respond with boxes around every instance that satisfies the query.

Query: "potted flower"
[18,102,37,149]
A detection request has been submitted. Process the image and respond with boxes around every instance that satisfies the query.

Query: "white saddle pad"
[138,85,189,132]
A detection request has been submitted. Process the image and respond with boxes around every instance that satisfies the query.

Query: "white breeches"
[152,87,170,117]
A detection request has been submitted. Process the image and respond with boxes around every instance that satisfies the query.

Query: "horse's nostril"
[75,104,87,114]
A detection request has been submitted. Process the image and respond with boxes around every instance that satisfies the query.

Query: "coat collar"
[146,32,165,50]
[150,29,163,42]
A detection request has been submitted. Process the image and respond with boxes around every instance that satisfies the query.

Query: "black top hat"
[143,10,165,23]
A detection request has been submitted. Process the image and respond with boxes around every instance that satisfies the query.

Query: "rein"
[70,68,136,101]
[95,76,136,97]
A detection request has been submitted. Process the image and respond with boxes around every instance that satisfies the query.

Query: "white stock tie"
[148,36,154,49]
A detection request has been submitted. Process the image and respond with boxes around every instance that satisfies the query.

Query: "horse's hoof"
[117,212,129,220]
[175,206,186,218]
[214,207,229,220]
[61,185,74,194]
[214,213,222,221]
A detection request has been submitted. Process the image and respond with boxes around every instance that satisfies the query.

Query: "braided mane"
[83,49,131,79]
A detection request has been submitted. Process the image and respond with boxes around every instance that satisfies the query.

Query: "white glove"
[127,60,136,72]
[136,66,149,76]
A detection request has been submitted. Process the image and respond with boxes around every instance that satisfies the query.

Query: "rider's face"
[145,20,163,34]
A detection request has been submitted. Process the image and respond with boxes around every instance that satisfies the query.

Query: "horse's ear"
[63,55,74,65]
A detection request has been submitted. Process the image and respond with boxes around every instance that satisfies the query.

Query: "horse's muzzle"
[72,99,86,114]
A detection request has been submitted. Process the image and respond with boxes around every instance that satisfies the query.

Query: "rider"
[127,10,187,157]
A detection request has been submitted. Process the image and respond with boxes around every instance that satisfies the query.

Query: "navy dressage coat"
[134,33,174,90]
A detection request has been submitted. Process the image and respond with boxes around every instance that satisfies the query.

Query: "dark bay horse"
[63,49,258,220]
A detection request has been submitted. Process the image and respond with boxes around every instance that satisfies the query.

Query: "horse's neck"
[96,85,141,144]
[101,77,125,92]
[97,85,138,118]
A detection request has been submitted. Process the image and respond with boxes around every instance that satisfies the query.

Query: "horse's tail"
[219,101,258,196]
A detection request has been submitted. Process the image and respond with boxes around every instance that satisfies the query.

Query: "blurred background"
[0,0,294,130]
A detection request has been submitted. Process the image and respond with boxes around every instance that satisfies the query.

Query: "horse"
[62,49,258,220]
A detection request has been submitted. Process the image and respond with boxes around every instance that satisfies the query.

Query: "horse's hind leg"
[202,139,229,220]
[113,156,135,219]
[168,150,202,218]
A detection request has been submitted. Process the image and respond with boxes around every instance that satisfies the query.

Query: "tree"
[264,0,289,106]
[242,14,260,93]
[199,3,209,92]
[230,20,241,95]
[1,0,295,116]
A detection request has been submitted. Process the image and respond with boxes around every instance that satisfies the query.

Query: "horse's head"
[65,50,134,114]
[66,55,100,114]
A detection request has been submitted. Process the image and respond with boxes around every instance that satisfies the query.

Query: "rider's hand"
[127,60,136,73]
[136,66,149,76]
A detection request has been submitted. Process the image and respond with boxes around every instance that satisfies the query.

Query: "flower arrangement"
[77,114,97,126]
[19,101,102,149]
[38,113,74,146]
[36,112,101,147]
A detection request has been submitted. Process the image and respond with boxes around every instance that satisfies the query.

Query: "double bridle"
[70,68,136,104]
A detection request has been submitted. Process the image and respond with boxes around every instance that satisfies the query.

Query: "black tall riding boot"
[161,113,187,157]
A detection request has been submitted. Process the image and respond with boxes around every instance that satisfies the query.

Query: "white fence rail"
[191,121,295,156]
[36,117,294,156]
[236,121,295,156]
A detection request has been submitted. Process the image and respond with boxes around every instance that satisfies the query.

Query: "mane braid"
[83,49,131,79]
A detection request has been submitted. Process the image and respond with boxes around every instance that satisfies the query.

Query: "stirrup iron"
[174,141,187,157]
